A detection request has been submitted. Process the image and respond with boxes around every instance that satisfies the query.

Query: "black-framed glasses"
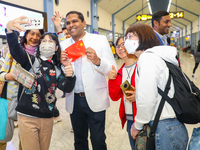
[116,42,125,50]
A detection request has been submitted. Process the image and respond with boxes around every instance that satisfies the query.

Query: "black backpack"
[158,60,200,124]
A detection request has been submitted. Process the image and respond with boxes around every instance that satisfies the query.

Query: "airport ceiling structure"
[97,0,200,34]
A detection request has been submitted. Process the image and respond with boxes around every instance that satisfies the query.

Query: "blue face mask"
[124,39,139,54]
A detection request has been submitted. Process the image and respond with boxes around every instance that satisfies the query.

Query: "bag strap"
[8,56,13,73]
[149,71,171,137]
[25,51,36,76]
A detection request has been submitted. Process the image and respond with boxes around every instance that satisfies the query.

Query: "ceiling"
[98,0,200,34]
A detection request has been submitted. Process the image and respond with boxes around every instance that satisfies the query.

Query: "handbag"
[0,57,13,97]
[135,75,171,150]
[12,51,36,89]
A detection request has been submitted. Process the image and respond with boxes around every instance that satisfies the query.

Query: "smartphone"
[120,80,134,96]
[21,17,44,30]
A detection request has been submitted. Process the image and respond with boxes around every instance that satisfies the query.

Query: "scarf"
[24,43,37,55]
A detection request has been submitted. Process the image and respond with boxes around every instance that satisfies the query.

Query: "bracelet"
[57,30,63,35]
[131,123,140,131]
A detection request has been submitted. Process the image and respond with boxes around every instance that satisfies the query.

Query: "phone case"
[21,17,44,30]
[120,80,134,96]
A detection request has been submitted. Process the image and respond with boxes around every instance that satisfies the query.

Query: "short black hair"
[66,11,84,22]
[152,10,169,28]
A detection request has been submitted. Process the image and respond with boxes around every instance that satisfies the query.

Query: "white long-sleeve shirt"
[134,46,177,130]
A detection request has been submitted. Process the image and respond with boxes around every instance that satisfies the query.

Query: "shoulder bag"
[12,51,36,89]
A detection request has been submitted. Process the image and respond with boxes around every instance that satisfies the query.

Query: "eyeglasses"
[116,42,125,50]
[124,33,135,41]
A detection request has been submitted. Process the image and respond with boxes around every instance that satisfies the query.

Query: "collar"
[40,55,53,63]
[154,30,167,40]
[71,31,88,44]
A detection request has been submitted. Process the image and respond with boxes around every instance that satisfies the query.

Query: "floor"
[6,50,200,150]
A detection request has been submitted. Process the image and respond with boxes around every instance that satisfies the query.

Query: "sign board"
[136,11,184,21]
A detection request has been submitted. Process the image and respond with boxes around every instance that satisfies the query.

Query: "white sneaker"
[54,116,62,124]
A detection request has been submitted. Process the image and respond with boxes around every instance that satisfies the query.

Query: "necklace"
[126,66,133,80]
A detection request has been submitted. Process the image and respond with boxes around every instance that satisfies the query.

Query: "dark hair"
[116,35,124,46]
[125,23,160,51]
[36,32,62,69]
[66,11,84,22]
[20,29,45,48]
[62,27,66,30]
[152,10,169,28]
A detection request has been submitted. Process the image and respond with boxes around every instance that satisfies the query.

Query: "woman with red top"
[108,35,140,150]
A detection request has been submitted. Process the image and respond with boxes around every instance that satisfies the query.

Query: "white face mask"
[40,42,56,58]
[124,39,139,54]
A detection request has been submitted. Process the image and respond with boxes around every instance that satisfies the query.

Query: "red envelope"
[65,40,86,62]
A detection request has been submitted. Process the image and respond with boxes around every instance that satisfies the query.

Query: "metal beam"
[94,0,102,4]
[113,0,135,15]
[171,3,199,41]
[124,5,148,22]
[112,0,136,43]
[172,20,186,27]
[171,3,199,17]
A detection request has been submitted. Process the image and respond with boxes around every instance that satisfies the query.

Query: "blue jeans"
[149,118,188,150]
[127,120,135,150]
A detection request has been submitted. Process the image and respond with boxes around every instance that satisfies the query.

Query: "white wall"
[1,0,43,12]
[54,0,91,25]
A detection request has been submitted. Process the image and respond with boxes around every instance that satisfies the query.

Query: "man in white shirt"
[52,11,117,150]
[152,10,171,45]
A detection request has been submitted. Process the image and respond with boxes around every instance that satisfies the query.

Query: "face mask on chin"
[39,42,56,58]
[124,39,139,54]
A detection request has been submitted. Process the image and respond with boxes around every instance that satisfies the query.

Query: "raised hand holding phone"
[20,17,44,30]
[6,16,29,33]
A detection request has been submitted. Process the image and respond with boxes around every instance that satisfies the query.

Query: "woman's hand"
[130,124,140,140]
[64,59,74,77]
[125,85,136,103]
[5,71,16,81]
[6,16,29,33]
[108,65,117,79]
[51,11,63,32]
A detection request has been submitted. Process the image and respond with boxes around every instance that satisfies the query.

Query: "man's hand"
[125,86,136,103]
[108,65,117,79]
[51,11,63,32]
[85,47,100,66]
[6,16,29,33]
[64,59,74,77]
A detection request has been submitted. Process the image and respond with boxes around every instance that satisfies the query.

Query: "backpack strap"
[157,73,182,115]
[149,71,172,137]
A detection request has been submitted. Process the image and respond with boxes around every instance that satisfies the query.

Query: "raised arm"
[6,16,30,68]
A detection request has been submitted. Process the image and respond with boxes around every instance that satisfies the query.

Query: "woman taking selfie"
[6,16,76,150]
[0,29,44,150]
